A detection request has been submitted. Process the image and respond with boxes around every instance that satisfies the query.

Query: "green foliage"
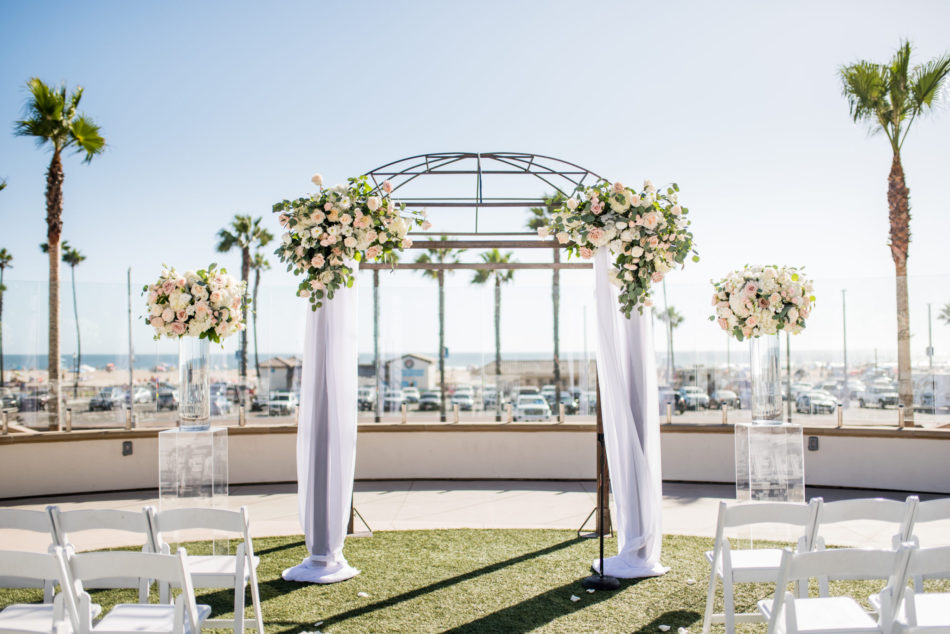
[415,235,466,280]
[471,249,516,286]
[938,302,950,326]
[525,192,566,231]
[14,78,106,161]
[839,40,950,153]
[657,306,685,329]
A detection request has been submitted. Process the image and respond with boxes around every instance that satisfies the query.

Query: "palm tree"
[527,193,566,405]
[0,249,12,387]
[249,251,271,381]
[215,215,270,381]
[471,249,516,421]
[656,305,684,383]
[415,236,466,422]
[0,179,6,192]
[840,41,950,420]
[15,78,106,429]
[41,241,86,397]
[938,303,950,326]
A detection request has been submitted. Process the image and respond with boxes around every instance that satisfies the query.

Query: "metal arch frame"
[362,151,607,209]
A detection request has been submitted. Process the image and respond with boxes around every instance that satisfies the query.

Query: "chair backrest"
[0,548,64,586]
[50,507,156,552]
[914,497,950,524]
[150,507,247,535]
[0,507,56,535]
[716,500,819,550]
[813,497,917,547]
[907,544,950,580]
[68,549,201,634]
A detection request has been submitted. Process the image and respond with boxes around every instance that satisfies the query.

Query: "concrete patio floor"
[2,481,948,553]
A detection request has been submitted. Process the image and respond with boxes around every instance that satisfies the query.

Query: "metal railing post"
[124,406,132,430]
[1,411,8,435]
[721,403,728,425]
[505,403,513,423]
[453,403,460,424]
[401,403,408,424]
[898,403,906,428]
[836,403,843,428]
[239,405,246,427]
[558,403,565,424]
[65,408,73,432]
[666,402,672,424]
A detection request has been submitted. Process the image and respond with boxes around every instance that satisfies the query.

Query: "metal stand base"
[582,573,620,590]
[347,505,373,538]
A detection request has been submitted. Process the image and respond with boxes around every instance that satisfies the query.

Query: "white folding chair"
[813,497,918,596]
[905,498,950,592]
[702,499,821,634]
[759,545,912,634]
[895,545,950,632]
[0,547,99,634]
[49,507,157,602]
[149,506,264,633]
[0,507,59,602]
[66,548,210,634]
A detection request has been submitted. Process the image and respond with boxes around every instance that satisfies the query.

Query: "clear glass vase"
[750,333,782,423]
[179,337,210,430]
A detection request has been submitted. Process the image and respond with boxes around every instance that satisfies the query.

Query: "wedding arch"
[280,152,672,583]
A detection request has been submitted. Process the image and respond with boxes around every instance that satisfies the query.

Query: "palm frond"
[911,54,950,112]
[0,248,14,268]
[0,179,6,191]
[216,229,238,253]
[69,114,106,162]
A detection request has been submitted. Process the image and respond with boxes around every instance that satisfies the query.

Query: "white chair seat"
[185,554,259,587]
[706,548,785,582]
[93,603,210,633]
[912,593,950,627]
[0,603,101,633]
[760,597,878,632]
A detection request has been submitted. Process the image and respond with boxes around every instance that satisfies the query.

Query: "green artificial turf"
[1,530,945,633]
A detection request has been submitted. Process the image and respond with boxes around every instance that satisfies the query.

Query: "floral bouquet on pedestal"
[143,264,247,343]
[709,265,815,341]
[274,174,429,309]
[541,179,698,317]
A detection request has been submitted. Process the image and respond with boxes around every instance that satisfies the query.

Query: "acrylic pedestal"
[734,422,805,503]
[158,427,229,551]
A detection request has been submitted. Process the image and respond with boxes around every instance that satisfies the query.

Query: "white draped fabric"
[282,264,361,584]
[592,249,668,578]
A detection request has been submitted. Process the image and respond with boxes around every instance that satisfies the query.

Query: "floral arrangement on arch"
[539,179,698,316]
[274,174,429,309]
[144,264,247,343]
[710,265,815,340]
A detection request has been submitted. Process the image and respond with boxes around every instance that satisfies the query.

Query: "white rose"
[537,226,550,238]
[566,198,579,211]
[556,232,570,244]
[282,232,292,245]
[630,246,644,258]
[367,196,381,211]
[298,289,311,298]
[344,236,357,248]
[311,173,323,187]
[671,205,682,216]
[150,304,163,317]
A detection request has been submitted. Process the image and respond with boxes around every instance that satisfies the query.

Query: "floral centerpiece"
[274,174,429,309]
[539,179,698,317]
[709,265,815,341]
[144,264,247,342]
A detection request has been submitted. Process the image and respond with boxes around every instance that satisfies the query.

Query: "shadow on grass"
[445,577,648,633]
[632,610,703,634]
[255,538,306,557]
[297,536,586,630]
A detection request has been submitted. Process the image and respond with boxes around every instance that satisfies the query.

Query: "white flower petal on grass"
[570,594,580,602]
[314,622,324,627]
[658,626,671,632]
[586,588,595,593]
[678,628,689,634]
[686,578,696,585]
[357,592,370,598]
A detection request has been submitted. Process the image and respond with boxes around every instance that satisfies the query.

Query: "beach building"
[259,356,302,392]
[384,353,435,390]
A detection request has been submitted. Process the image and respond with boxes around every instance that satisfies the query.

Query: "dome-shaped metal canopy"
[362,152,605,209]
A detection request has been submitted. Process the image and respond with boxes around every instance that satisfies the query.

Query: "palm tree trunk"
[553,248,561,408]
[494,275,501,422]
[438,270,446,423]
[669,322,675,380]
[46,151,64,430]
[888,153,914,422]
[0,267,5,388]
[252,267,261,380]
[71,264,80,398]
[240,247,250,380]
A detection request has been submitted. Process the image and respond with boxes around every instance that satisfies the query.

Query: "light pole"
[842,289,849,409]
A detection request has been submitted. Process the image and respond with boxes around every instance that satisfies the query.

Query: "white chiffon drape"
[592,249,668,578]
[281,264,361,584]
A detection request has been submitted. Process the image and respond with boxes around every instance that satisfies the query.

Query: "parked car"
[450,393,474,411]
[250,392,267,412]
[268,392,298,416]
[418,391,441,411]
[658,387,686,415]
[89,387,123,411]
[796,390,837,414]
[1,388,17,410]
[514,395,551,422]
[678,386,709,410]
[402,387,421,404]
[513,386,540,398]
[125,387,152,405]
[482,387,499,408]
[17,390,50,412]
[556,392,579,415]
[358,387,376,411]
[210,394,231,416]
[540,385,557,405]
[709,389,740,409]
[383,389,406,412]
[859,385,899,409]
[156,389,179,411]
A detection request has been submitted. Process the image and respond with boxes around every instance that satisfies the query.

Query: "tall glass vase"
[179,337,210,430]
[750,333,782,423]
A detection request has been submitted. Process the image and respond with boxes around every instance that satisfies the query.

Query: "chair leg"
[702,573,718,634]
[233,581,246,634]
[249,575,264,633]
[723,576,736,634]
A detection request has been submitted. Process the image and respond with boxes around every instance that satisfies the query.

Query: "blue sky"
[1,1,949,362]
